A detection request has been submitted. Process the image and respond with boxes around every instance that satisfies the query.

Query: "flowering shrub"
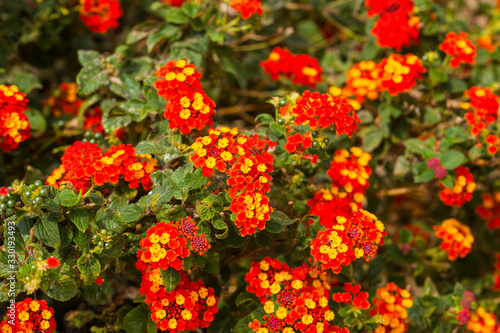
[2,0,500,332]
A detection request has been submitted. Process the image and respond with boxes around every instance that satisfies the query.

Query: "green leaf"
[126,21,158,44]
[69,208,90,232]
[269,211,295,226]
[414,169,435,183]
[400,228,413,244]
[182,2,199,18]
[57,189,81,207]
[25,109,46,131]
[146,24,183,53]
[197,204,215,221]
[256,113,274,124]
[77,255,101,285]
[362,128,383,152]
[423,107,442,125]
[404,139,425,154]
[77,50,101,66]
[124,304,149,333]
[265,220,284,233]
[161,268,181,292]
[166,8,189,24]
[439,174,454,188]
[34,214,61,247]
[80,71,110,95]
[440,150,467,170]
[236,292,256,307]
[42,275,78,301]
[12,72,42,94]
[120,204,145,225]
[136,141,166,155]
[269,123,285,137]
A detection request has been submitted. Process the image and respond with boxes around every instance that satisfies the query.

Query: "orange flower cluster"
[136,217,217,331]
[378,53,426,96]
[154,60,215,134]
[44,82,82,116]
[463,86,499,136]
[477,35,497,53]
[366,0,419,50]
[136,217,211,273]
[284,132,318,164]
[231,0,262,19]
[245,257,349,333]
[260,48,323,88]
[140,268,219,332]
[369,282,413,333]
[332,283,370,310]
[0,298,56,333]
[79,0,123,33]
[190,127,276,236]
[46,141,157,193]
[307,189,361,229]
[439,32,477,68]
[327,147,372,203]
[0,85,30,153]
[341,61,382,102]
[434,218,474,260]
[310,210,386,273]
[466,307,500,333]
[292,91,360,136]
[476,192,500,229]
[493,253,500,290]
[439,166,476,207]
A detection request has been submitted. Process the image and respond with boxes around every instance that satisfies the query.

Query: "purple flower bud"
[434,166,447,179]
[401,243,412,254]
[460,291,475,310]
[427,157,440,170]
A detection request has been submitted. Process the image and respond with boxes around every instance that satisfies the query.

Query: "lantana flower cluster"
[340,61,381,103]
[260,48,323,88]
[327,147,372,203]
[190,127,276,236]
[439,166,476,207]
[365,0,419,50]
[439,32,477,68]
[332,282,371,310]
[307,188,361,229]
[466,307,500,333]
[154,60,215,134]
[46,141,157,193]
[462,86,499,138]
[0,298,56,333]
[136,217,217,331]
[43,82,82,116]
[230,0,262,19]
[0,85,30,153]
[140,268,219,332]
[369,282,413,333]
[476,192,500,229]
[310,210,386,273]
[79,0,123,33]
[434,218,474,261]
[245,257,349,333]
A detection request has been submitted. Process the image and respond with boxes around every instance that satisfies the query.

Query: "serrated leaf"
[77,255,101,285]
[236,292,256,307]
[124,304,149,333]
[34,214,61,247]
[69,208,89,232]
[42,275,78,301]
[120,204,145,224]
[161,268,181,292]
[57,189,80,207]
[440,150,467,170]
[136,141,165,155]
[77,50,101,66]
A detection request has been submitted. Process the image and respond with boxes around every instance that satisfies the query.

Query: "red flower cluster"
[0,298,56,332]
[466,307,500,333]
[46,141,157,193]
[456,290,475,325]
[161,0,187,6]
[260,48,323,88]
[230,0,262,19]
[190,127,276,236]
[44,82,82,116]
[370,282,413,333]
[284,132,318,164]
[366,0,419,50]
[140,268,219,332]
[136,217,211,273]
[327,147,372,203]
[493,253,500,290]
[245,257,349,333]
[463,86,499,136]
[79,0,123,33]
[332,283,370,310]
[434,218,474,261]
[476,192,500,229]
[0,85,30,153]
[341,61,382,102]
[378,53,426,96]
[46,256,61,268]
[310,210,386,273]
[439,32,477,68]
[154,60,215,134]
[292,91,360,136]
[439,166,476,207]
[307,189,361,228]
